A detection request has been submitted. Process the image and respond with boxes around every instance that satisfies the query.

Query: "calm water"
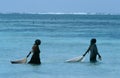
[0,14,120,78]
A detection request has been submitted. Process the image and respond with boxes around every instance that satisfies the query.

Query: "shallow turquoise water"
[0,14,120,78]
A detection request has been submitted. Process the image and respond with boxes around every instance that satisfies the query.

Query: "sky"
[0,0,120,14]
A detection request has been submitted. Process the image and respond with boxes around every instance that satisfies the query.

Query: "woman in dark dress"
[27,39,41,64]
[83,38,102,63]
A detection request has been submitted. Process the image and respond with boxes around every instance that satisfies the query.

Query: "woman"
[27,39,41,64]
[83,38,102,63]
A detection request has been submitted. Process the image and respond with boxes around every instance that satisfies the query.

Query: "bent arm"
[95,45,102,60]
[97,52,102,60]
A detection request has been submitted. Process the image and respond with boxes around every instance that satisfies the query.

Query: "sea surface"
[0,13,120,78]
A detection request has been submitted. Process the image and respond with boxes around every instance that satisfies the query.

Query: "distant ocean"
[0,13,120,78]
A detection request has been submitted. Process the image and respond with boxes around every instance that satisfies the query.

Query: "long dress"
[28,45,41,64]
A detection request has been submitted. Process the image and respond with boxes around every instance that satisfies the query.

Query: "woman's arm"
[83,45,91,56]
[97,52,102,60]
[27,51,31,58]
[95,45,102,60]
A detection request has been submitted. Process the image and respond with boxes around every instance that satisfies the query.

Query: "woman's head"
[35,39,41,45]
[90,38,96,44]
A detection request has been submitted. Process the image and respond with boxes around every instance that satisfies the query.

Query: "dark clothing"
[28,45,41,64]
[89,44,98,63]
[83,39,101,63]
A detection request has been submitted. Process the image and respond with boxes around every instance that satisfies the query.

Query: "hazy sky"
[0,0,120,14]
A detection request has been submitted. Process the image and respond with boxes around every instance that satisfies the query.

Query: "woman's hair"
[35,39,41,45]
[91,38,96,44]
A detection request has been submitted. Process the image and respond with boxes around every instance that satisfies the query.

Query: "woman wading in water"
[27,39,41,64]
[83,38,102,63]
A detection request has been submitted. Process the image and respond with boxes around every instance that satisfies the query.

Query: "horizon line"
[0,12,120,15]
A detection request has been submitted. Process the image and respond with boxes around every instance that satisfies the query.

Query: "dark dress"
[28,45,41,64]
[89,44,98,63]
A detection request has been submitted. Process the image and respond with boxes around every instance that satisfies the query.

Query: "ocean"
[0,13,120,78]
